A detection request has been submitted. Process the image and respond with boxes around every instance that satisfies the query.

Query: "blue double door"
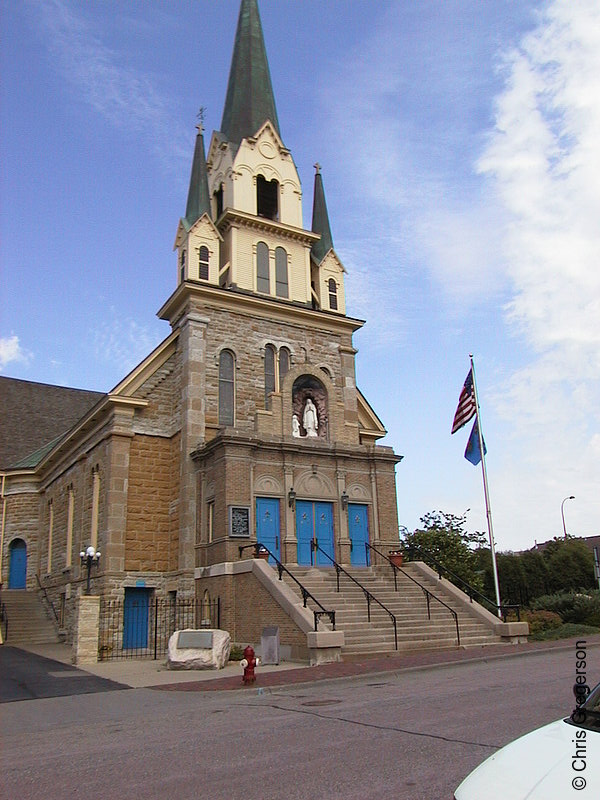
[296,501,334,566]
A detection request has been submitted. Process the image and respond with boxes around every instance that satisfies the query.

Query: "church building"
[1,0,405,660]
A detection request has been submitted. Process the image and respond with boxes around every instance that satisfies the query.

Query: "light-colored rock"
[167,628,231,670]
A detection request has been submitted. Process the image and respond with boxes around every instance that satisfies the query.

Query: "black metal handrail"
[36,573,60,625]
[238,542,336,632]
[400,542,520,621]
[366,542,461,646]
[312,540,397,650]
[0,587,7,642]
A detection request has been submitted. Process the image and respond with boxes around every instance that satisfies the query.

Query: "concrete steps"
[282,564,501,656]
[1,590,61,645]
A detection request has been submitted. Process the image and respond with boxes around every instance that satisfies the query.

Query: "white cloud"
[0,335,32,371]
[29,0,190,174]
[93,310,162,379]
[480,0,600,545]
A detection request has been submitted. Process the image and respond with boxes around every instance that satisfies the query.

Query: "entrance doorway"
[8,538,27,588]
[348,504,370,566]
[123,587,152,650]
[256,497,281,563]
[296,501,334,566]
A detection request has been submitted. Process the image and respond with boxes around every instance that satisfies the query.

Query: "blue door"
[296,501,334,566]
[296,501,314,566]
[349,504,369,566]
[8,539,27,588]
[314,502,334,565]
[256,497,280,563]
[123,588,152,650]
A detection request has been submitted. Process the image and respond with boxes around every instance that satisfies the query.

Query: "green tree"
[402,511,485,592]
[542,537,596,593]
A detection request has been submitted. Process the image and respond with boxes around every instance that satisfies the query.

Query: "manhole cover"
[301,699,342,707]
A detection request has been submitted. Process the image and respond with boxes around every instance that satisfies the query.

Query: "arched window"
[214,184,223,218]
[218,350,235,426]
[328,278,338,310]
[198,246,209,280]
[180,249,186,283]
[264,344,276,409]
[279,347,290,387]
[257,175,279,220]
[256,242,270,294]
[275,247,288,298]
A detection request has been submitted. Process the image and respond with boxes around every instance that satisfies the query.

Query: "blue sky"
[2,0,599,551]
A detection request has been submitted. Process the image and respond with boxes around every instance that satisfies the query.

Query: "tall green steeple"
[184,125,211,228]
[311,164,334,263]
[220,0,280,148]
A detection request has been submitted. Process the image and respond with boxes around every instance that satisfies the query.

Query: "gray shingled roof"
[0,376,104,470]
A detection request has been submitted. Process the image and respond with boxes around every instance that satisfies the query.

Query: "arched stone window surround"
[281,365,337,441]
[218,348,236,426]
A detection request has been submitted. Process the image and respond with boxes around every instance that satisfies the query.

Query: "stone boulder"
[167,628,231,670]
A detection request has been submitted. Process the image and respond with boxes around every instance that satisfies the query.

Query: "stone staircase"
[1,590,61,645]
[282,563,502,657]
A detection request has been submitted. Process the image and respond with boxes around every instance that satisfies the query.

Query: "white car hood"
[455,718,600,799]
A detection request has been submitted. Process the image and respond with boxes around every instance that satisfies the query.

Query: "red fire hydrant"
[240,645,259,685]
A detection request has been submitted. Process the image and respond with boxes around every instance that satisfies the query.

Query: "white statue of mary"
[303,398,318,437]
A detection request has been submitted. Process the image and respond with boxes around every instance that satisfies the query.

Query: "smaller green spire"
[184,125,211,228]
[311,163,334,262]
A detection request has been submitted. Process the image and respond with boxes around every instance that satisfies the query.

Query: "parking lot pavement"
[0,646,128,703]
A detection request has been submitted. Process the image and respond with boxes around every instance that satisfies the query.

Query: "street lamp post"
[79,545,101,595]
[561,496,575,539]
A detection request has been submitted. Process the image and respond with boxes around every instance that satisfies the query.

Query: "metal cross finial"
[196,106,206,133]
[314,162,321,174]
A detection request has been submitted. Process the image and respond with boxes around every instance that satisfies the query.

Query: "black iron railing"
[98,597,220,661]
[312,540,398,650]
[366,543,461,646]
[36,573,60,626]
[239,542,336,631]
[400,542,520,621]
[0,585,7,641]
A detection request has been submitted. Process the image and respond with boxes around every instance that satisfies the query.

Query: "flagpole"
[469,354,502,618]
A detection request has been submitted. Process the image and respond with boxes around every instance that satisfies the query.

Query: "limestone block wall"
[125,434,179,572]
[1,488,40,590]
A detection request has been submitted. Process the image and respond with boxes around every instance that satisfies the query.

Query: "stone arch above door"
[347,483,371,502]
[254,474,283,495]
[294,469,335,499]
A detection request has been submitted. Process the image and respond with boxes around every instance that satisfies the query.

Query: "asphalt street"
[0,646,127,702]
[2,645,597,800]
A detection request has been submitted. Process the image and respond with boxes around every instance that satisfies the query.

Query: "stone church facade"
[0,0,402,652]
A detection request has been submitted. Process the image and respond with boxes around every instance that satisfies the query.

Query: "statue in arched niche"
[303,398,318,437]
[292,375,328,440]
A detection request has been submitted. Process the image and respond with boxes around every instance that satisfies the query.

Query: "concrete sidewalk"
[14,634,600,693]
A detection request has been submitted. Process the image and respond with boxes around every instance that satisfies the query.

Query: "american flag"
[451,369,476,434]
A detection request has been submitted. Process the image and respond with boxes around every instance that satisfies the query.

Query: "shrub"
[529,623,600,642]
[531,590,600,627]
[521,609,563,635]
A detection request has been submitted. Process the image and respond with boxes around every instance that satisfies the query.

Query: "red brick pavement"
[152,635,600,693]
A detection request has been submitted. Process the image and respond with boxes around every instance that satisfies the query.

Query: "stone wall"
[196,570,308,660]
